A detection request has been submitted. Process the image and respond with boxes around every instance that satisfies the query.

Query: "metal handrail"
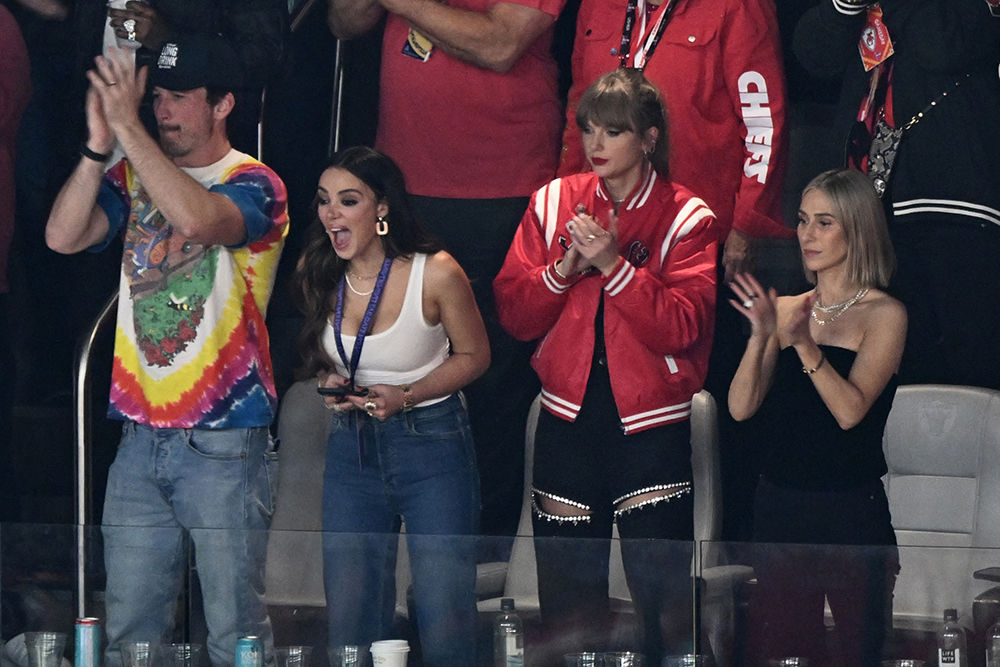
[329,39,344,156]
[73,290,118,618]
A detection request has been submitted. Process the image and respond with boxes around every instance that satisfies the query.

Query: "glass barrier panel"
[2,524,111,665]
[3,526,704,667]
[699,541,1000,667]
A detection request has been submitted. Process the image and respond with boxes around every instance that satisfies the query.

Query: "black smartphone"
[317,385,370,397]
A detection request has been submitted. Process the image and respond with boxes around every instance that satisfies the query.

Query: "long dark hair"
[292,146,441,379]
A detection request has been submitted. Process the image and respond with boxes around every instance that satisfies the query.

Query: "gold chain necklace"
[344,274,374,297]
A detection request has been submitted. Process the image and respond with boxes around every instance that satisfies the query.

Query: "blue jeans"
[102,422,278,667]
[322,394,480,667]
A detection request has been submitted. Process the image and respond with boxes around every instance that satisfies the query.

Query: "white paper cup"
[369,641,409,667]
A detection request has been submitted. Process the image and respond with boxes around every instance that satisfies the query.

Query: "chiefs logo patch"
[624,240,650,268]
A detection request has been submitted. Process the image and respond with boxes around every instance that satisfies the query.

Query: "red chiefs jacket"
[557,0,793,242]
[494,170,718,434]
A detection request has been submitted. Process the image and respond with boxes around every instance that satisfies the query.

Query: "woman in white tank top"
[292,147,489,667]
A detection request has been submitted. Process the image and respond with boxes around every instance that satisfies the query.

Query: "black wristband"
[80,143,112,163]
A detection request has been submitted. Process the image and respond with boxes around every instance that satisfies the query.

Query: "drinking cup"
[328,646,370,667]
[120,641,154,667]
[604,652,643,667]
[663,655,710,667]
[24,632,68,667]
[768,659,808,667]
[368,641,408,667]
[564,653,603,667]
[275,646,312,667]
[157,643,202,667]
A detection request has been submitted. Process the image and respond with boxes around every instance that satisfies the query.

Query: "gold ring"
[586,234,597,242]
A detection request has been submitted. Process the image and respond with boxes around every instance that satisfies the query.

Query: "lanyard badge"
[403,28,434,61]
[617,0,679,71]
[858,5,894,72]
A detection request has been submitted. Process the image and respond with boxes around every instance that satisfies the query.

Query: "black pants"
[749,478,899,667]
[410,195,540,540]
[531,361,695,666]
[889,218,1000,389]
[0,294,17,521]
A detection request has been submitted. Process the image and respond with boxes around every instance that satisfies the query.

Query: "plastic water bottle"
[939,608,968,667]
[494,598,524,667]
[986,621,1000,667]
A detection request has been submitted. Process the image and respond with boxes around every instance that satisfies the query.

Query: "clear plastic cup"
[663,655,711,667]
[24,632,68,667]
[120,641,154,667]
[157,643,202,667]
[328,645,370,667]
[274,646,312,667]
[604,652,643,667]
[768,659,808,667]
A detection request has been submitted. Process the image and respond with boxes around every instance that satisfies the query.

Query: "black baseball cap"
[149,35,244,92]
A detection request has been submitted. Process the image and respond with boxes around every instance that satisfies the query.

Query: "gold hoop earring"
[376,216,389,236]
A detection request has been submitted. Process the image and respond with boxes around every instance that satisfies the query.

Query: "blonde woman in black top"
[729,168,906,667]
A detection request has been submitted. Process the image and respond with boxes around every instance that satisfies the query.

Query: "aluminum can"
[75,618,102,667]
[236,637,263,667]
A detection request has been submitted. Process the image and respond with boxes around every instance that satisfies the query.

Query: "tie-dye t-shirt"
[94,149,288,428]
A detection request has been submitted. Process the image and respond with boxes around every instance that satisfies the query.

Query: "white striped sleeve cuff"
[603,258,635,297]
[542,262,577,294]
[832,0,870,15]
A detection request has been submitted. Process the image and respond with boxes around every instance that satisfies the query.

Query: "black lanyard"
[333,256,394,388]
[618,0,680,71]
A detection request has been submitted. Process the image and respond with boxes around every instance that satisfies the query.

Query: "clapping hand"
[563,204,619,276]
[729,272,778,339]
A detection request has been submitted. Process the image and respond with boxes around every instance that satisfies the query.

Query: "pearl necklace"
[344,274,374,297]
[811,287,869,325]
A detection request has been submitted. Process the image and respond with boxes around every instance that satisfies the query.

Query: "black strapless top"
[755,345,897,491]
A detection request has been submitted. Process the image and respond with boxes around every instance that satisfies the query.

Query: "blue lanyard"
[333,256,394,387]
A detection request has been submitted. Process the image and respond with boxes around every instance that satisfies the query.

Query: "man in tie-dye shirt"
[46,36,287,667]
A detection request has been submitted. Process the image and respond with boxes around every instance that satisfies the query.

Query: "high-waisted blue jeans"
[102,422,278,667]
[321,394,480,667]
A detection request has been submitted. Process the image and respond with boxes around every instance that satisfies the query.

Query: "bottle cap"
[945,608,958,621]
[501,598,515,612]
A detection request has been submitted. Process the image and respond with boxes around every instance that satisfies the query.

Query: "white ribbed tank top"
[322,253,451,407]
